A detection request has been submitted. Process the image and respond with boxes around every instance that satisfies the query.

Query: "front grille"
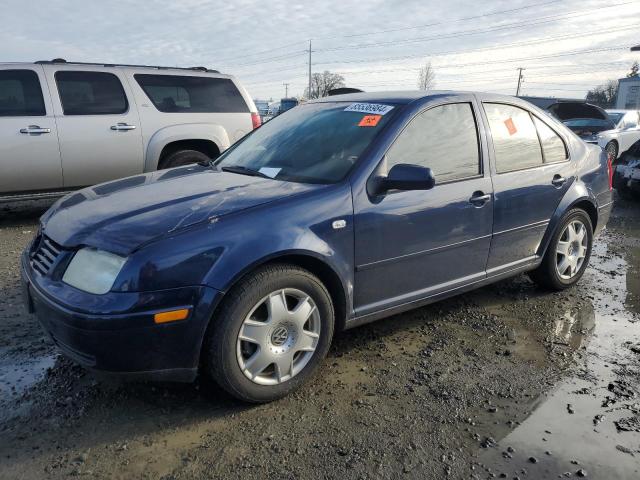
[30,235,62,276]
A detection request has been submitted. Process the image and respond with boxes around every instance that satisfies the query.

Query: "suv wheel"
[529,209,593,290]
[159,149,210,169]
[203,264,334,403]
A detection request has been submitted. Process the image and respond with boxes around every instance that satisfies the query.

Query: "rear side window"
[56,71,128,115]
[0,70,45,116]
[134,74,249,113]
[532,117,567,163]
[484,103,543,173]
[386,103,480,183]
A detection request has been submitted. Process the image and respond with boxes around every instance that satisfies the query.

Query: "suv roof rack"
[34,59,220,74]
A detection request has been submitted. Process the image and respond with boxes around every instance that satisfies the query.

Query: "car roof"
[0,60,228,77]
[309,90,513,105]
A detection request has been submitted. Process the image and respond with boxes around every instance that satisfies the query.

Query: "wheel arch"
[144,124,230,171]
[211,250,350,334]
[538,191,598,258]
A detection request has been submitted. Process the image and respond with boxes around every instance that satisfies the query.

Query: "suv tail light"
[251,112,261,130]
[607,155,614,191]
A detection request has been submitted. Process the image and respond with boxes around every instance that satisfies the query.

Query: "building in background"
[616,77,640,109]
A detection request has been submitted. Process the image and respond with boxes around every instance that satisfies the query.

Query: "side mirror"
[379,164,436,193]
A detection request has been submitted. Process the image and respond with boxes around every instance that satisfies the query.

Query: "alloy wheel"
[555,220,588,280]
[236,288,321,385]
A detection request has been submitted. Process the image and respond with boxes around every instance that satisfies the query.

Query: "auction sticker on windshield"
[358,115,382,127]
[344,103,394,115]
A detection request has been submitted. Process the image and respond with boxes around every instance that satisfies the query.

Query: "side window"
[532,116,568,163]
[484,103,543,173]
[385,103,480,183]
[0,70,45,117]
[134,74,249,113]
[56,71,128,115]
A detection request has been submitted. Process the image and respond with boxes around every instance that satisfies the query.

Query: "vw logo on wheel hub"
[270,326,289,346]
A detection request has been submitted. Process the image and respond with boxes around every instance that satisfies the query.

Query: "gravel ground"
[0,197,639,479]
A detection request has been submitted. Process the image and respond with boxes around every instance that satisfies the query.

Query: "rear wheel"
[159,149,210,169]
[203,264,334,403]
[529,209,593,290]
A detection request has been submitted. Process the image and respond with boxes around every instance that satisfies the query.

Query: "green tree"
[586,79,618,108]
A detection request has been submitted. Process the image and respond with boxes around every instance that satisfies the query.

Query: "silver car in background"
[0,59,259,202]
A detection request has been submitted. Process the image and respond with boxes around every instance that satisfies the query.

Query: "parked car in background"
[253,99,270,120]
[613,138,640,198]
[597,109,640,160]
[0,59,259,202]
[520,96,614,145]
[22,91,613,402]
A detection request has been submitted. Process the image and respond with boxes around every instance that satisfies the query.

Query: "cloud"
[1,0,638,99]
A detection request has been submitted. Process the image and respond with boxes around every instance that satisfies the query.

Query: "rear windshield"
[215,102,399,184]
[563,118,614,130]
[134,74,249,113]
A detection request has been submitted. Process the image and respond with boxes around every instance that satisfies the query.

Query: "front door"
[353,101,493,317]
[481,102,575,273]
[43,66,144,188]
[0,66,62,194]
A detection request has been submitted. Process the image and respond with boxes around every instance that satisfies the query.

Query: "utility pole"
[308,39,312,100]
[515,67,525,96]
[283,83,289,98]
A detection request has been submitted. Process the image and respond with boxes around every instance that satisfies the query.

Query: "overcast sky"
[1,0,639,100]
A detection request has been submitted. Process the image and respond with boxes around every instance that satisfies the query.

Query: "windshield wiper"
[220,165,273,179]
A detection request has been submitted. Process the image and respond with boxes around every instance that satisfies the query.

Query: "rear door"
[43,65,144,188]
[353,100,493,316]
[481,102,574,273]
[0,66,62,194]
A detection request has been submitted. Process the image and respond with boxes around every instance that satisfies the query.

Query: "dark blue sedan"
[21,92,614,402]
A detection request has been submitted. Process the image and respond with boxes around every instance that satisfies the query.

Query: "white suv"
[0,59,260,201]
[598,109,640,160]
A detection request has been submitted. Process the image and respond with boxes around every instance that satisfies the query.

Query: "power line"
[339,0,564,38]
[314,2,635,53]
[213,0,567,64]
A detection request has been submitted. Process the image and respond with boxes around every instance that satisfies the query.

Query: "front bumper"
[21,252,223,382]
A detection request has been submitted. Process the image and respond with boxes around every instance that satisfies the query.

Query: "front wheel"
[529,209,593,290]
[203,264,334,403]
[605,141,618,162]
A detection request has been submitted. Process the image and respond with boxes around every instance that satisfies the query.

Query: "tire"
[203,264,335,403]
[159,149,210,169]
[605,141,618,162]
[529,209,593,291]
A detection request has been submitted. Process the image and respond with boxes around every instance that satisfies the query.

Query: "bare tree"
[305,71,346,99]
[586,79,619,108]
[417,61,436,90]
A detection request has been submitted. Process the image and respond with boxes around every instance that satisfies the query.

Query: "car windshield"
[214,102,398,184]
[607,112,625,125]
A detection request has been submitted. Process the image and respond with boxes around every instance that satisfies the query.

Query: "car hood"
[41,165,321,254]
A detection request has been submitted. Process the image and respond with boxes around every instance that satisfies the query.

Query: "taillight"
[251,112,261,129]
[607,155,613,191]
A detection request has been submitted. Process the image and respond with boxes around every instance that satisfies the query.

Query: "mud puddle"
[475,238,640,478]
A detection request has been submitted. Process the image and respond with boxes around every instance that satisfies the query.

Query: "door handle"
[20,125,51,135]
[110,123,136,131]
[552,175,567,187]
[469,191,492,207]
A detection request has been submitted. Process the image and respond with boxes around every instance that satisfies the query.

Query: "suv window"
[134,74,249,113]
[484,103,543,173]
[0,70,45,117]
[532,117,567,163]
[56,71,128,115]
[385,103,480,183]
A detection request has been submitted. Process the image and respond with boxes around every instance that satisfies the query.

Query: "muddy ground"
[0,198,639,479]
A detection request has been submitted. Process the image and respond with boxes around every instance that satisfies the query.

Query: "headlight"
[62,248,127,294]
